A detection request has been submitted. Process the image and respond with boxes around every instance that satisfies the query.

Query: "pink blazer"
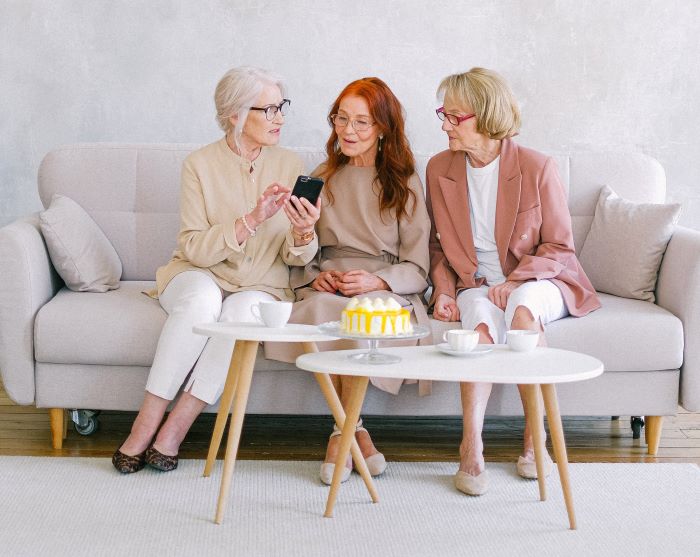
[426,138,600,317]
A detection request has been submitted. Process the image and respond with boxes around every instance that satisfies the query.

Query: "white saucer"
[436,343,493,357]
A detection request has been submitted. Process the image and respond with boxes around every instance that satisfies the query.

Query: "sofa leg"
[645,416,663,456]
[49,408,65,449]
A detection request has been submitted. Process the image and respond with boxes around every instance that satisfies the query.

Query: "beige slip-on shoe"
[454,469,489,496]
[517,453,554,479]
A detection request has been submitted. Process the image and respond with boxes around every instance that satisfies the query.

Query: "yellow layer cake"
[340,297,413,336]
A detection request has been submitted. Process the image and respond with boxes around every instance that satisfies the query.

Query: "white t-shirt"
[467,156,506,285]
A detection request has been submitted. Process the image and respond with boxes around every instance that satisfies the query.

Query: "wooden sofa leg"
[49,409,65,449]
[645,416,664,456]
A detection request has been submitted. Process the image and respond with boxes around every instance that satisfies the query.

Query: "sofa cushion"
[35,281,165,366]
[34,284,683,374]
[579,186,681,302]
[427,293,683,372]
[546,293,683,371]
[39,195,122,292]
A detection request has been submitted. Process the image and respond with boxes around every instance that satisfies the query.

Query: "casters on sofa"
[630,416,645,439]
[71,409,101,436]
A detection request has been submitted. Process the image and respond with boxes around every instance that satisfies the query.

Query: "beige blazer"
[154,138,317,301]
[426,138,600,317]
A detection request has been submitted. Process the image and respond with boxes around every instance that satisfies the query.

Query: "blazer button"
[520,234,528,240]
[436,232,441,240]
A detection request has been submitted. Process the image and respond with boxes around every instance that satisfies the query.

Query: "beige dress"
[152,137,318,300]
[267,163,432,395]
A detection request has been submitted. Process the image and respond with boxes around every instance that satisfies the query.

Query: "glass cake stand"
[317,322,430,365]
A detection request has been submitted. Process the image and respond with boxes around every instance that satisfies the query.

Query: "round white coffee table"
[296,344,603,529]
[193,322,379,524]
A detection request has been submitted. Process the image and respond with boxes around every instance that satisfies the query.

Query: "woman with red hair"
[275,77,430,484]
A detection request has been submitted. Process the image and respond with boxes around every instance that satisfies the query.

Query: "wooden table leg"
[214,340,258,525]
[541,383,576,530]
[203,340,245,477]
[301,342,378,504]
[523,384,547,502]
[324,375,370,518]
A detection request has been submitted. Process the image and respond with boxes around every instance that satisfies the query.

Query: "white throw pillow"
[39,195,122,292]
[579,186,681,303]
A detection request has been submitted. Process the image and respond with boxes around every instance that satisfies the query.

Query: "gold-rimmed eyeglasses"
[329,113,375,132]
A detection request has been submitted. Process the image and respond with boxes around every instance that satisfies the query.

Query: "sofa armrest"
[656,225,700,411]
[0,215,62,404]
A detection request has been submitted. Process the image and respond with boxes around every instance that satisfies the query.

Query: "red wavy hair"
[320,77,416,221]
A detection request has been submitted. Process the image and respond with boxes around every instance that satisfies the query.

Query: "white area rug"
[0,458,698,557]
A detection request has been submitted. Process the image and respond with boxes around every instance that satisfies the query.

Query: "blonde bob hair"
[214,66,287,147]
[437,67,520,139]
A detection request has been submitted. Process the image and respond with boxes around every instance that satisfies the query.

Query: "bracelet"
[241,214,257,237]
[292,228,315,244]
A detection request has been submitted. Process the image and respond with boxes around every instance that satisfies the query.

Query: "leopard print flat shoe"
[145,446,178,472]
[112,448,147,474]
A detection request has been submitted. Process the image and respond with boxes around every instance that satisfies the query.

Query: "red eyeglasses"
[436,107,475,126]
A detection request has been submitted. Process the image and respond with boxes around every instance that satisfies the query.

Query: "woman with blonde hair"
[112,66,320,473]
[427,67,599,495]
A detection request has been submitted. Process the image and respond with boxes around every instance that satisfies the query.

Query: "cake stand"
[317,322,430,364]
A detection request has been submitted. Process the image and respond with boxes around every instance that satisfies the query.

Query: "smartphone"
[291,175,324,206]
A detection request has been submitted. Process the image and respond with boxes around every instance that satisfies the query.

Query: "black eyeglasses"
[250,99,291,121]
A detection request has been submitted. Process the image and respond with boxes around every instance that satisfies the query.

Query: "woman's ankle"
[458,439,485,475]
[355,428,380,459]
[120,429,155,455]
[324,432,352,468]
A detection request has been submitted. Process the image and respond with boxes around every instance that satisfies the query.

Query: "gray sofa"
[1,144,698,453]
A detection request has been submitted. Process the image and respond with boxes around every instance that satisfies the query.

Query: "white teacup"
[506,330,539,352]
[442,329,479,353]
[251,301,292,328]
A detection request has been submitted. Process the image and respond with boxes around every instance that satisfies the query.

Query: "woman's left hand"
[487,280,525,310]
[284,196,321,236]
[336,270,389,297]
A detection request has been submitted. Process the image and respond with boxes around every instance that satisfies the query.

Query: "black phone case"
[291,175,324,205]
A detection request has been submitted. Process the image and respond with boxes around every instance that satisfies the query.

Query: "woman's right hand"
[434,293,460,322]
[311,270,342,293]
[247,182,292,227]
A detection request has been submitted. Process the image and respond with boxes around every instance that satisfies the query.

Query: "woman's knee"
[220,290,276,322]
[168,283,222,320]
[509,304,537,330]
[474,322,493,344]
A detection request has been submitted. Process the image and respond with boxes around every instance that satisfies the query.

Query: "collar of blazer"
[437,138,523,271]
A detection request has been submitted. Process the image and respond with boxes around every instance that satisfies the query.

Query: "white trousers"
[145,271,275,404]
[456,280,568,344]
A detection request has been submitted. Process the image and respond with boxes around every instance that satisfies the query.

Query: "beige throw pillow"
[579,186,681,303]
[39,195,122,292]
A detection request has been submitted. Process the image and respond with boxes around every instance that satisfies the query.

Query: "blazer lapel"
[438,151,477,266]
[495,138,522,269]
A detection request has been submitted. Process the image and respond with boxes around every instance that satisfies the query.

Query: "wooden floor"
[2,381,699,463]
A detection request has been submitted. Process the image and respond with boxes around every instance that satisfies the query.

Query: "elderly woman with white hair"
[112,66,321,474]
[427,68,600,495]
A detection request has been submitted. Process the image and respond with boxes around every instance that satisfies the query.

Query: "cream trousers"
[145,271,274,404]
[456,280,568,344]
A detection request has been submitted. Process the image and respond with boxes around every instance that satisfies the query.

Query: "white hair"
[214,66,287,149]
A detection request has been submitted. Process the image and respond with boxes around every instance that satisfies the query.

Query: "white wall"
[2,0,699,228]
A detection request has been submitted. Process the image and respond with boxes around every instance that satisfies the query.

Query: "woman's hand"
[284,195,321,236]
[248,182,291,227]
[487,280,525,310]
[311,270,341,293]
[336,270,389,297]
[433,293,460,322]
